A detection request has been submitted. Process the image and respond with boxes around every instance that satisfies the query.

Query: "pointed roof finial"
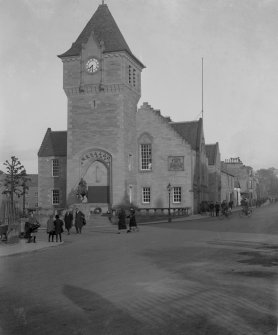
[102,0,105,4]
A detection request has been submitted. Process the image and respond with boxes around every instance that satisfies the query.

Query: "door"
[83,161,109,203]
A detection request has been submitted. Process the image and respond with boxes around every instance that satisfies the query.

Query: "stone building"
[224,157,257,203]
[205,143,221,202]
[38,3,208,215]
[220,162,235,203]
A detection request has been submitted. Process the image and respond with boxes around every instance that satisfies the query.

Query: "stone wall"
[38,156,67,211]
[136,103,194,210]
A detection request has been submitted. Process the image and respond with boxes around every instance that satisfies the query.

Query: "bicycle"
[218,208,232,220]
[238,207,252,218]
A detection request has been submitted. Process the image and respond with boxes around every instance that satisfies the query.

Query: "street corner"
[0,239,64,257]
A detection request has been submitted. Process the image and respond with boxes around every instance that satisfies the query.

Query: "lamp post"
[167,183,172,222]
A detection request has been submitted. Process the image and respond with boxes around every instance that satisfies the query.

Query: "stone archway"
[84,161,109,203]
[80,149,112,206]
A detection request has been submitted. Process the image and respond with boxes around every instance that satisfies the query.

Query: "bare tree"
[2,156,27,216]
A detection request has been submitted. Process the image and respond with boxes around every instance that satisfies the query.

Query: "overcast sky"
[1,0,278,173]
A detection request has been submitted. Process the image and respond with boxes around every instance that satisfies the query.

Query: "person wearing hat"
[54,214,64,242]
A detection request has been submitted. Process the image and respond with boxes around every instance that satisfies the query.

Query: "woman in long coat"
[75,208,85,234]
[117,208,127,233]
[127,208,138,232]
[64,210,73,235]
[46,214,55,242]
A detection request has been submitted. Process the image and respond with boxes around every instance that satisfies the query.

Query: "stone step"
[87,214,112,227]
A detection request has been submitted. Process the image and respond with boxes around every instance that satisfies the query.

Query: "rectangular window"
[173,187,182,203]
[128,65,132,84]
[52,159,59,177]
[133,69,136,87]
[52,190,60,205]
[140,144,152,170]
[142,187,151,204]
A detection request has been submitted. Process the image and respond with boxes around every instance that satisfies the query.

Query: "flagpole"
[202,57,204,120]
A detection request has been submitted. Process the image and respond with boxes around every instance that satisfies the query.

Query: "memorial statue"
[76,178,88,201]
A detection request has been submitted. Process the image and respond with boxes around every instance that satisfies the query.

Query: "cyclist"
[241,198,250,215]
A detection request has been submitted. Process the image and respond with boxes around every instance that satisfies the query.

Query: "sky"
[1,0,278,174]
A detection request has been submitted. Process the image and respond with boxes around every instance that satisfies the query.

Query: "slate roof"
[38,128,67,157]
[170,119,201,151]
[205,144,217,165]
[58,4,145,68]
[221,161,234,177]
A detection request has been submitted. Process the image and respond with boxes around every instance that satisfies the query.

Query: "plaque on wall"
[168,156,184,171]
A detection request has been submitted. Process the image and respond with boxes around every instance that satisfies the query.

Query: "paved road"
[0,204,277,334]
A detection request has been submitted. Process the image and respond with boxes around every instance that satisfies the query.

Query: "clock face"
[85,58,100,73]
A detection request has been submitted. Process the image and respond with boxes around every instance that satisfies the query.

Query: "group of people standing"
[208,200,234,217]
[46,208,86,242]
[117,208,138,234]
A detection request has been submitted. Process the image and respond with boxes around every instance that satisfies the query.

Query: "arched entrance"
[80,149,112,206]
[84,161,109,203]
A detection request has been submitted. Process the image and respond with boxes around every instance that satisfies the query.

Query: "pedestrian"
[215,202,220,217]
[46,214,55,242]
[27,211,40,243]
[54,214,64,242]
[228,200,234,211]
[127,208,138,232]
[117,208,127,233]
[221,200,228,216]
[64,209,73,235]
[209,202,215,216]
[75,208,85,234]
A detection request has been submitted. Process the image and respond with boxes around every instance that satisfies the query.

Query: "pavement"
[0,234,64,257]
[1,204,277,335]
[0,206,254,257]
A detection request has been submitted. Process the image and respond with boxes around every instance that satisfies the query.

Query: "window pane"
[173,187,181,203]
[52,159,59,177]
[142,187,151,203]
[140,144,152,170]
[52,190,60,204]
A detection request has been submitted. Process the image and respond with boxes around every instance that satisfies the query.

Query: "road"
[0,204,277,334]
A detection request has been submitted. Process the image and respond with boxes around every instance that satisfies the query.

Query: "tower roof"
[58,4,144,68]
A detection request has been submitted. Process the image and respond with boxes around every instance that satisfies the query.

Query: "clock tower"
[58,3,145,210]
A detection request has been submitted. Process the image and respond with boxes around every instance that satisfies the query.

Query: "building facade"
[220,162,235,203]
[206,143,221,202]
[224,157,257,203]
[38,3,208,215]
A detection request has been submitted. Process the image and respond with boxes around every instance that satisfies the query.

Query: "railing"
[111,207,191,216]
